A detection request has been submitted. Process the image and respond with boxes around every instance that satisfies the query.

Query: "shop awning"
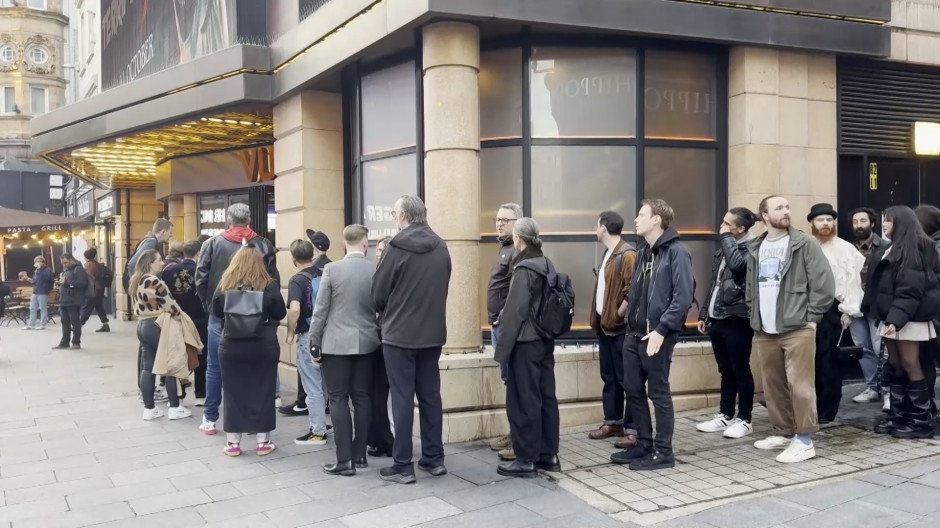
[0,206,91,236]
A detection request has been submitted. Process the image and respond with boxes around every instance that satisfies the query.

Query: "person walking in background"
[747,195,834,464]
[611,199,694,471]
[588,211,637,448]
[284,236,331,446]
[849,207,888,408]
[310,225,381,476]
[80,248,110,333]
[863,206,940,439]
[493,218,561,479]
[129,249,191,421]
[23,256,53,330]
[914,204,940,421]
[808,203,865,424]
[195,203,280,435]
[162,240,209,405]
[367,236,395,458]
[372,195,451,484]
[53,254,89,350]
[211,248,287,456]
[696,207,757,439]
[486,202,520,461]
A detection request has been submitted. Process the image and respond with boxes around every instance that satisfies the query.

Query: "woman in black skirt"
[211,247,287,456]
[367,236,395,457]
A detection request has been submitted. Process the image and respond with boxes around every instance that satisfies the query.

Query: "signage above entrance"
[96,191,121,221]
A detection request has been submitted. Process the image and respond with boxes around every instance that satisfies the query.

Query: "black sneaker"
[417,461,447,476]
[629,451,675,471]
[294,431,327,446]
[96,324,110,333]
[610,446,649,465]
[278,404,309,416]
[535,454,562,472]
[379,466,416,484]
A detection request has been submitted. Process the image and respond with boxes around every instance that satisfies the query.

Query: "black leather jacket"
[196,234,280,311]
[700,233,751,323]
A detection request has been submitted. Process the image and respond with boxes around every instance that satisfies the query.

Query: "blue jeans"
[493,326,508,384]
[297,332,328,435]
[204,315,223,422]
[28,294,48,327]
[849,316,882,391]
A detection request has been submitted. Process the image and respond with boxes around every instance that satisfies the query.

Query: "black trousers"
[598,333,635,432]
[193,318,209,398]
[623,333,676,454]
[321,354,374,463]
[506,339,560,463]
[80,290,108,325]
[59,305,81,346]
[384,344,444,472]
[709,317,755,422]
[368,349,394,453]
[815,305,843,421]
[920,338,937,411]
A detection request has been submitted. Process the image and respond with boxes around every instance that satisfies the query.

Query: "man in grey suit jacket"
[309,224,381,476]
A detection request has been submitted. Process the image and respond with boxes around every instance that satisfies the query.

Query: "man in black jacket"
[53,253,90,350]
[372,194,452,484]
[124,218,173,292]
[611,199,694,471]
[194,203,280,435]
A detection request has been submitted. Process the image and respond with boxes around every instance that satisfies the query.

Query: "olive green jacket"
[746,227,835,334]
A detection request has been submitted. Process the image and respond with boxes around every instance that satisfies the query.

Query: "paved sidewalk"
[1,319,940,528]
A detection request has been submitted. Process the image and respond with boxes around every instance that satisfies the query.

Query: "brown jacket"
[590,240,636,336]
[84,260,99,291]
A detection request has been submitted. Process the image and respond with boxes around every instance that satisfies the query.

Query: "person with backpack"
[195,203,280,435]
[588,210,638,448]
[53,253,90,350]
[80,248,111,333]
[371,195,451,484]
[162,240,209,404]
[284,237,331,446]
[493,217,562,479]
[696,207,758,439]
[124,218,173,292]
[210,247,287,456]
[611,199,694,471]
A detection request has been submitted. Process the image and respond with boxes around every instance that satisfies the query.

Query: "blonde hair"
[217,247,271,294]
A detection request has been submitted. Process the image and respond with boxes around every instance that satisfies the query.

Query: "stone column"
[183,194,199,240]
[272,90,345,385]
[167,197,184,242]
[422,22,481,356]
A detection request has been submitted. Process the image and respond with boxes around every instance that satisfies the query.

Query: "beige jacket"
[153,310,204,379]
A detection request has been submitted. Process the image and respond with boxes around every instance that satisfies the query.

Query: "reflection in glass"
[362,154,417,239]
[645,51,717,140]
[685,240,719,325]
[645,148,716,232]
[480,147,523,235]
[361,61,416,155]
[532,146,636,233]
[481,49,523,140]
[530,47,636,138]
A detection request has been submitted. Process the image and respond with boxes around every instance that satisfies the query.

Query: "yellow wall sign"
[869,163,878,191]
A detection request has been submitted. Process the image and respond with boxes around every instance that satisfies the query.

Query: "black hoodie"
[625,228,694,337]
[372,223,452,349]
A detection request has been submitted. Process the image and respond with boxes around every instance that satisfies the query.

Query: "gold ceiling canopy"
[44,111,274,189]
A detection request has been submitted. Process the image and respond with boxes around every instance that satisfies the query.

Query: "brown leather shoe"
[614,434,637,449]
[588,424,625,440]
[498,447,516,461]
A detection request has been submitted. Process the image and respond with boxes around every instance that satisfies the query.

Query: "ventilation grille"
[839,59,940,154]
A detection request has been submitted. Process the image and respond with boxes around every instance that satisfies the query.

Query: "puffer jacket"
[494,249,548,364]
[700,233,751,323]
[59,262,89,307]
[861,242,940,330]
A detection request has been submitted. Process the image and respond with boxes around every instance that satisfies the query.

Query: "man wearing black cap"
[808,203,865,423]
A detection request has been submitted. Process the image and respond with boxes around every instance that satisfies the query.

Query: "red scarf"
[221,226,259,244]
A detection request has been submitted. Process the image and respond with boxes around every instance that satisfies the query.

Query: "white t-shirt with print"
[758,235,790,334]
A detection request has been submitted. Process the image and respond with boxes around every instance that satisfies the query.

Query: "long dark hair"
[884,206,938,273]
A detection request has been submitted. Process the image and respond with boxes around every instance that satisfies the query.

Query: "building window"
[1,86,14,114]
[0,44,14,63]
[30,85,47,114]
[26,0,46,9]
[27,45,48,65]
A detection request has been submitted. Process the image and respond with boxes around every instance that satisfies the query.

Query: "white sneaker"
[199,416,217,435]
[883,392,891,412]
[194,398,206,407]
[853,388,881,403]
[168,406,192,420]
[37,325,46,330]
[723,418,753,439]
[21,325,34,330]
[754,435,791,450]
[696,413,733,433]
[154,386,168,402]
[142,407,165,421]
[776,439,816,463]
[275,397,282,408]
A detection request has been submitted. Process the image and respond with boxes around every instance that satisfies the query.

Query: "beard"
[768,216,790,230]
[812,225,837,242]
[854,226,872,241]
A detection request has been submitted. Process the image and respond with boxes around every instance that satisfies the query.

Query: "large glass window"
[480,49,523,141]
[644,148,716,232]
[362,154,418,239]
[480,147,523,235]
[645,51,717,140]
[361,61,417,155]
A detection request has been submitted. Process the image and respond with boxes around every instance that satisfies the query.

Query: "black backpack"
[516,257,575,339]
[96,263,114,289]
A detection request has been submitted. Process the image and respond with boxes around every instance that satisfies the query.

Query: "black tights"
[138,319,179,409]
[886,339,924,382]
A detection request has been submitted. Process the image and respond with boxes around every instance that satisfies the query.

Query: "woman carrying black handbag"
[211,247,287,457]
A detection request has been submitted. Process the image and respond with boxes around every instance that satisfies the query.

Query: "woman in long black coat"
[211,247,286,457]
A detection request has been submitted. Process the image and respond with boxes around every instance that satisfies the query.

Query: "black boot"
[535,454,561,472]
[893,380,936,440]
[497,460,537,478]
[96,324,110,333]
[323,460,356,476]
[875,373,905,435]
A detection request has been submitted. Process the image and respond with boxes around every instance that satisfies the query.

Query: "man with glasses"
[484,203,522,460]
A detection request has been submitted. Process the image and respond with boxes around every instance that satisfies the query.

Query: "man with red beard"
[808,203,865,423]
